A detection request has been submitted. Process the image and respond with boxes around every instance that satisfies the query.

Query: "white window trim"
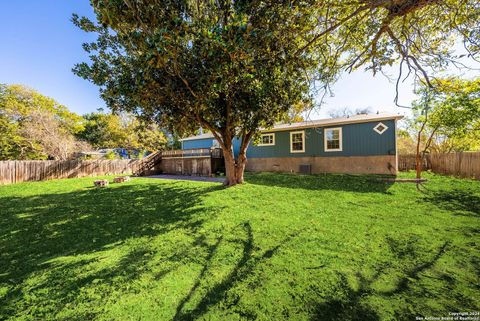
[373,122,389,135]
[257,133,275,146]
[290,130,305,153]
[324,127,343,152]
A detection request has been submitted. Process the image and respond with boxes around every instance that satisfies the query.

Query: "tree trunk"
[415,150,422,179]
[235,150,247,184]
[223,148,237,186]
[222,145,248,186]
[415,121,425,180]
[415,129,423,179]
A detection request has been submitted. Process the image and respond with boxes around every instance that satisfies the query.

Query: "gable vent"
[373,122,388,135]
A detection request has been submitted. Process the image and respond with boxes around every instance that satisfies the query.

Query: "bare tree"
[328,107,373,118]
[22,109,91,160]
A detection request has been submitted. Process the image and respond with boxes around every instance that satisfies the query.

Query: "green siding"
[247,120,397,158]
[182,119,397,157]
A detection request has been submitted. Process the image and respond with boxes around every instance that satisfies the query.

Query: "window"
[324,127,342,152]
[258,133,275,146]
[290,131,305,153]
[373,122,388,135]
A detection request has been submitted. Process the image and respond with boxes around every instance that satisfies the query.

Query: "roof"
[179,112,404,141]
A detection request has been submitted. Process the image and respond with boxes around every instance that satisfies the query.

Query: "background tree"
[396,129,417,155]
[73,2,327,185]
[280,100,312,123]
[21,108,91,160]
[409,78,480,178]
[0,84,90,160]
[78,111,168,156]
[304,0,479,102]
[426,78,480,152]
[328,107,373,118]
[79,112,125,149]
[0,84,29,159]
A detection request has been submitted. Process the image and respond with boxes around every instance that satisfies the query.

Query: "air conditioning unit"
[299,164,311,175]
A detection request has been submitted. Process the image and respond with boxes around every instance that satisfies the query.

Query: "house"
[180,113,404,175]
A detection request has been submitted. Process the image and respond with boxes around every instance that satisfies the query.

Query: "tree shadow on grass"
[422,189,480,217]
[173,222,292,321]
[381,239,450,297]
[245,172,394,194]
[0,181,224,319]
[310,272,380,321]
[309,240,450,321]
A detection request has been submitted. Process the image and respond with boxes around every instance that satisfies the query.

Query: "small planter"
[113,176,131,183]
[94,179,109,187]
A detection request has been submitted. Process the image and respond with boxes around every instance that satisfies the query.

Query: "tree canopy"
[301,0,479,102]
[0,84,88,160]
[73,0,479,185]
[79,111,168,154]
[73,1,329,185]
[409,78,480,154]
[0,84,169,160]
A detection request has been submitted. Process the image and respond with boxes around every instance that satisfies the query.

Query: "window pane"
[326,129,340,150]
[327,130,339,140]
[291,133,303,151]
[261,134,273,144]
[292,142,303,150]
[327,140,339,149]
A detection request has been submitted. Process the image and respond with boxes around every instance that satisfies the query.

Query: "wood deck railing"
[162,148,223,158]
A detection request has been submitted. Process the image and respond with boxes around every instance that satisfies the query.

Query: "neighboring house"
[77,148,147,160]
[180,113,404,175]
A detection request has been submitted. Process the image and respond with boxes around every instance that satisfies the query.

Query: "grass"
[0,172,478,321]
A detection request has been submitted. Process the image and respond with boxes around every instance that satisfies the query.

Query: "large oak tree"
[74,0,479,185]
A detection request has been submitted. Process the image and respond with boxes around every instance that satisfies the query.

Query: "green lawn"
[0,172,478,321]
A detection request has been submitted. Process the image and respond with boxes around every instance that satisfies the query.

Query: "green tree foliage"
[407,78,480,178]
[302,0,479,100]
[73,2,327,185]
[0,85,26,159]
[0,84,88,160]
[78,112,168,154]
[0,85,167,160]
[396,129,417,155]
[427,78,480,152]
[79,112,126,149]
[411,78,480,153]
[73,1,478,185]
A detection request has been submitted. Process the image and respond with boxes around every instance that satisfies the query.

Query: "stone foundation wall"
[245,155,397,175]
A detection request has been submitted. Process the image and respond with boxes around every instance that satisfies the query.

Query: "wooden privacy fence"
[428,152,480,179]
[398,154,430,171]
[398,152,480,179]
[0,149,225,185]
[0,160,141,185]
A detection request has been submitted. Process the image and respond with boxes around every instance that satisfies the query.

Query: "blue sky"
[0,1,475,118]
[0,1,102,115]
